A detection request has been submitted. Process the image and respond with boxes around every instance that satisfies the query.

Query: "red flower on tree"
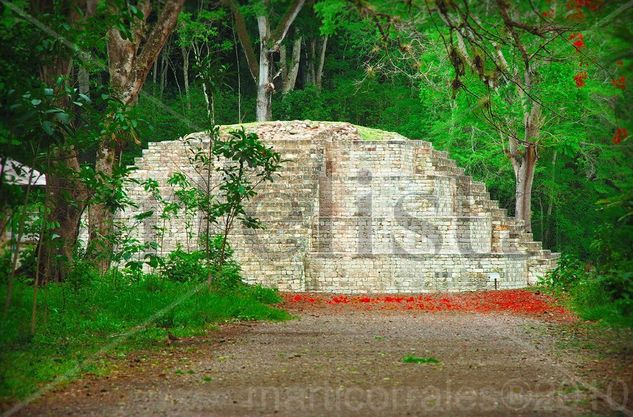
[566,0,603,19]
[573,72,588,87]
[568,33,585,51]
[612,128,628,144]
[611,76,626,90]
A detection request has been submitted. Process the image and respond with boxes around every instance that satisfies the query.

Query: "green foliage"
[160,241,242,290]
[542,255,633,327]
[0,276,288,400]
[314,0,352,36]
[161,248,208,283]
[568,269,633,328]
[542,255,587,292]
[0,249,11,283]
[168,126,282,279]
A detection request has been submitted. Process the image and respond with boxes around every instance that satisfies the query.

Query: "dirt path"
[11,308,633,417]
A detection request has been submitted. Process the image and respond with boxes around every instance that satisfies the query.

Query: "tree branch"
[222,0,259,82]
[271,0,305,46]
[133,0,185,101]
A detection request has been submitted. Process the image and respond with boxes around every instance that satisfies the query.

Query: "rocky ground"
[6,292,633,417]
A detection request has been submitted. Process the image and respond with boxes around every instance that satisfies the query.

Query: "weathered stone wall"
[120,121,558,293]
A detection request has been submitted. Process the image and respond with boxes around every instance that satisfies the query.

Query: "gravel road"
[11,309,632,417]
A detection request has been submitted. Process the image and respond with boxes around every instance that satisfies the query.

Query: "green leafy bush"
[542,254,587,291]
[161,248,208,282]
[543,256,633,327]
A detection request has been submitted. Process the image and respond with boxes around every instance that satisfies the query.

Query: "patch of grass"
[400,355,441,365]
[0,279,289,401]
[354,125,395,141]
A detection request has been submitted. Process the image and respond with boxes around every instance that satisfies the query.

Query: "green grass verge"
[569,280,633,327]
[0,278,289,400]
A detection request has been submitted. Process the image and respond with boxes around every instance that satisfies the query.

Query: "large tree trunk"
[39,148,87,284]
[87,143,117,272]
[513,143,537,233]
[31,0,88,284]
[256,16,273,121]
[509,103,541,233]
[87,0,184,273]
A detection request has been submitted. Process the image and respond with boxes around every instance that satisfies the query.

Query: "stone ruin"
[121,121,558,293]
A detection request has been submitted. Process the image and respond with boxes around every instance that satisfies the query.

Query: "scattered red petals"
[573,71,588,87]
[569,33,586,52]
[611,76,626,90]
[612,127,628,144]
[283,290,573,320]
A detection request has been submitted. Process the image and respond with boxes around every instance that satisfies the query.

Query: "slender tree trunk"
[160,51,168,99]
[31,155,49,334]
[181,46,190,111]
[0,157,10,245]
[193,46,214,124]
[282,36,302,94]
[303,38,316,86]
[316,35,328,90]
[256,16,273,121]
[152,59,158,93]
[167,55,183,105]
[224,0,304,121]
[232,23,242,122]
[510,102,540,233]
[280,43,287,83]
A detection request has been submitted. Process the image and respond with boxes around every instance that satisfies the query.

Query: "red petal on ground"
[281,290,574,321]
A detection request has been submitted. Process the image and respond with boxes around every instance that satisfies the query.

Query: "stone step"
[522,241,542,252]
